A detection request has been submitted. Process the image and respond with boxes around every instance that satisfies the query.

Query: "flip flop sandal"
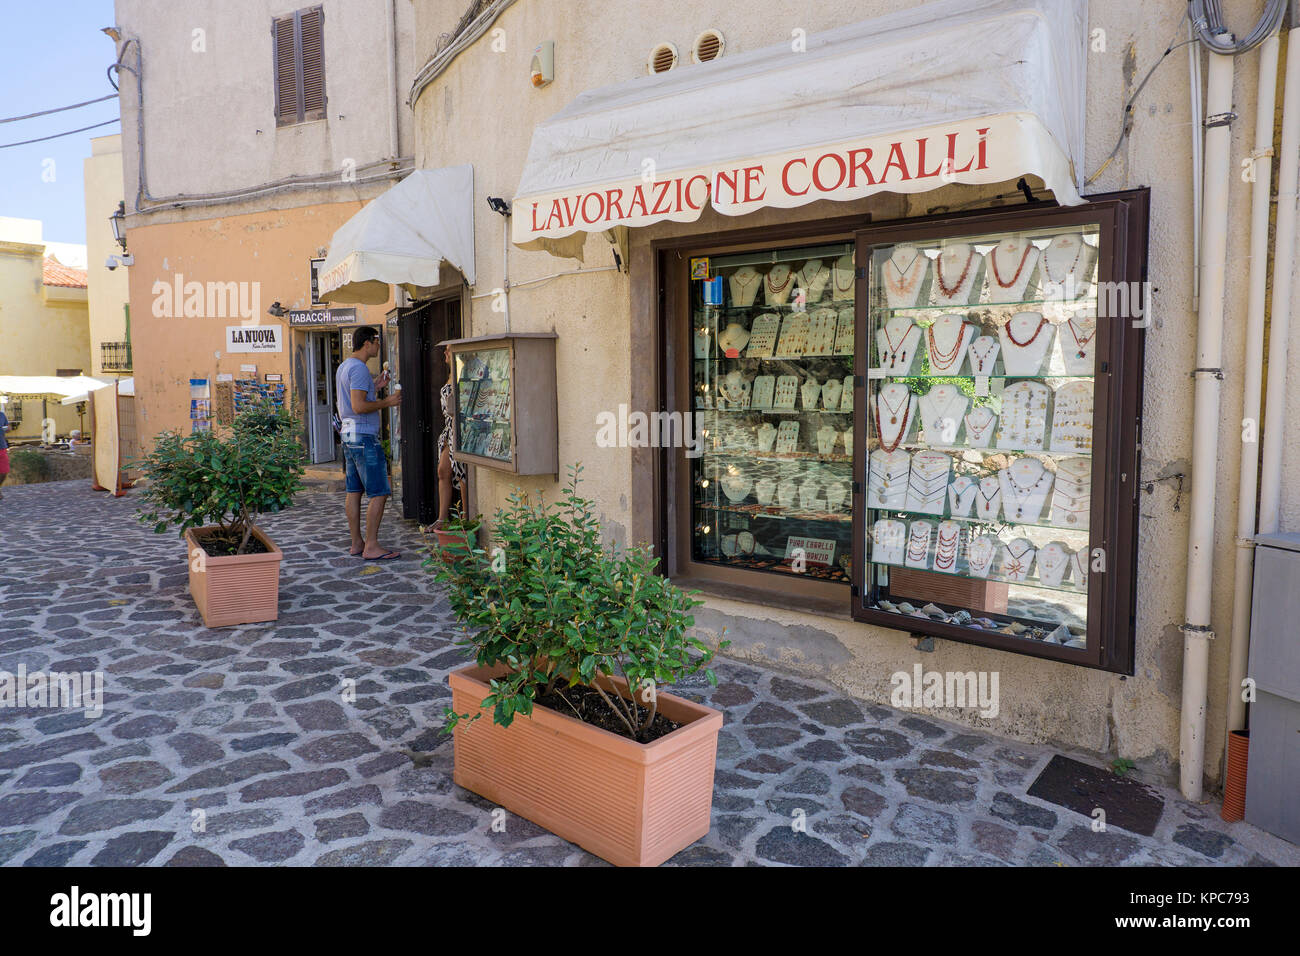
[349,548,365,557]
[365,551,401,561]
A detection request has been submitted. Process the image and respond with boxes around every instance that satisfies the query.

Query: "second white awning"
[512,0,1086,251]
[319,165,476,303]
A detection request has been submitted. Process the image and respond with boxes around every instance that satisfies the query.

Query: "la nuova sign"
[225,326,283,353]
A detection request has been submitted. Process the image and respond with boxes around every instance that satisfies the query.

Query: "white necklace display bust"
[876,316,921,374]
[998,457,1055,522]
[964,405,998,449]
[905,520,934,569]
[967,335,1001,375]
[871,383,917,453]
[1000,537,1037,582]
[831,253,856,302]
[923,313,975,374]
[967,534,998,578]
[764,263,796,306]
[998,311,1056,375]
[931,242,982,306]
[1036,541,1071,587]
[798,259,831,304]
[872,518,908,565]
[918,384,969,446]
[729,266,761,307]
[867,448,911,509]
[1049,456,1091,530]
[948,475,978,517]
[975,475,1002,521]
[985,234,1041,303]
[882,244,929,308]
[1040,232,1097,300]
[1058,315,1097,375]
[906,450,952,515]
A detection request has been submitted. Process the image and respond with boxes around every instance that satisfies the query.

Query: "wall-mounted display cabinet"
[444,332,558,476]
[660,192,1148,673]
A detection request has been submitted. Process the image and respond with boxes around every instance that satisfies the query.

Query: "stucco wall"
[125,202,393,441]
[405,0,1300,786]
[83,135,132,377]
[0,242,90,439]
[113,0,417,206]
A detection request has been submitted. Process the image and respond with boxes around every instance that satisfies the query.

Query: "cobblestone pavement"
[1,480,1296,867]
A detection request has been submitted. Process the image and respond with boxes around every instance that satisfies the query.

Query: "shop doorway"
[397,297,461,524]
[305,330,342,464]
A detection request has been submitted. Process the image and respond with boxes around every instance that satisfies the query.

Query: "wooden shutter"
[273,15,298,124]
[300,6,326,120]
[272,6,325,126]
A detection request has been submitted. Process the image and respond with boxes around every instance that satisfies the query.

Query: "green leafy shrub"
[427,464,727,742]
[9,449,49,483]
[134,401,306,555]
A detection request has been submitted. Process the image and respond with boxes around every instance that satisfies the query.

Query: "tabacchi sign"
[513,117,1009,243]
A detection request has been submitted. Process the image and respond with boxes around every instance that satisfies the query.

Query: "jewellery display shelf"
[690,241,857,586]
[852,195,1147,674]
[444,332,558,476]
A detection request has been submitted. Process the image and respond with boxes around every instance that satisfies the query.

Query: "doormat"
[1027,754,1165,836]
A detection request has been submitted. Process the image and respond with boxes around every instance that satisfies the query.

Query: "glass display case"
[689,241,857,585]
[445,332,558,476]
[851,196,1147,673]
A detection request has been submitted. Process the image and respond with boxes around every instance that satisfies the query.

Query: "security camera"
[105,254,134,270]
[106,256,118,270]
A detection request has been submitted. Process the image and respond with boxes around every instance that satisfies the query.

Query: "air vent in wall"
[648,42,678,75]
[692,29,724,63]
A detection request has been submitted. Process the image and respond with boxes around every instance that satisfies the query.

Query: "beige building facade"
[0,218,91,440]
[82,134,133,379]
[111,0,417,456]
[376,0,1300,797]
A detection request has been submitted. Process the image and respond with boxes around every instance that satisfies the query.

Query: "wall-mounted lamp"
[109,200,127,252]
[267,301,287,317]
[486,196,511,217]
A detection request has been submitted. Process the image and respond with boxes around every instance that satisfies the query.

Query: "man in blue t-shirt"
[336,326,403,559]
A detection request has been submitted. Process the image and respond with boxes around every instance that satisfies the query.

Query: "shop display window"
[661,196,1145,671]
[689,241,856,585]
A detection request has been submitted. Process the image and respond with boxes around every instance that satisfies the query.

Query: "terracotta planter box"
[433,521,476,557]
[184,525,283,628]
[449,662,723,867]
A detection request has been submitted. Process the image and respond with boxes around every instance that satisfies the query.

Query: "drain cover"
[1027,754,1165,836]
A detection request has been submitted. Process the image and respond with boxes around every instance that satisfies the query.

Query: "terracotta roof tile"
[43,256,88,288]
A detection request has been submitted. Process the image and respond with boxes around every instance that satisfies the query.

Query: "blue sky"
[0,0,120,245]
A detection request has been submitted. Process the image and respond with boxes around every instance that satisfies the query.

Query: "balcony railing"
[101,341,132,371]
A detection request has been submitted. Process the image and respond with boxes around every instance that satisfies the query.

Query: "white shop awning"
[61,377,133,405]
[0,375,112,401]
[512,0,1086,253]
[319,165,476,303]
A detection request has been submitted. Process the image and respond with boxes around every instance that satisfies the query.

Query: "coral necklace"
[926,322,965,370]
[1042,239,1084,284]
[990,242,1034,288]
[1004,314,1050,348]
[935,247,974,297]
[874,392,910,452]
[1066,318,1096,359]
[766,267,793,294]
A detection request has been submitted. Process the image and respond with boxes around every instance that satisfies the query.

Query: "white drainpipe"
[1258,28,1300,536]
[1224,32,1279,749]
[386,0,400,161]
[1180,42,1235,802]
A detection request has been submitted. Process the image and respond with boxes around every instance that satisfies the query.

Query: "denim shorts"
[342,434,390,497]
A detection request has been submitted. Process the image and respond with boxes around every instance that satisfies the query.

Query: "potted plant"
[135,400,305,627]
[429,512,479,556]
[428,465,728,867]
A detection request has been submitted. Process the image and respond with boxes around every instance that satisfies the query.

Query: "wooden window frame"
[653,190,1149,674]
[272,6,326,127]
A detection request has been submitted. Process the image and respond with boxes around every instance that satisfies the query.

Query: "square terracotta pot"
[184,525,283,628]
[449,662,723,867]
